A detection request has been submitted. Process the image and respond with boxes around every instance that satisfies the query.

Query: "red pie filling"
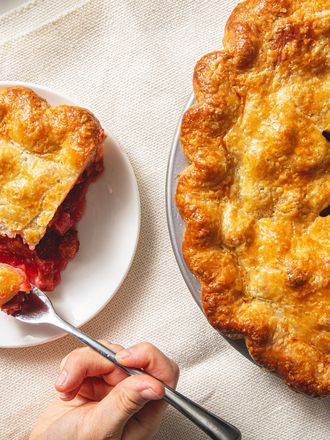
[0,156,104,312]
[2,292,28,315]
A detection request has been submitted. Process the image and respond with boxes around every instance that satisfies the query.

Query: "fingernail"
[56,369,68,387]
[116,349,131,361]
[140,388,161,400]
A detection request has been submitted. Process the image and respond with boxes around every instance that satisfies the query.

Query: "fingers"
[56,341,127,399]
[61,377,112,401]
[114,342,179,435]
[91,374,164,439]
[116,342,179,388]
[52,342,180,440]
[56,340,179,409]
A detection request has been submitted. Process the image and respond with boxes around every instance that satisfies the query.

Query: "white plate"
[0,81,140,347]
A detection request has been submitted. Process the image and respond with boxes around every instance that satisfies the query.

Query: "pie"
[176,0,330,396]
[0,86,104,312]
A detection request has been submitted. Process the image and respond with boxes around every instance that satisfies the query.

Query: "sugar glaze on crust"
[176,0,330,396]
[0,87,104,248]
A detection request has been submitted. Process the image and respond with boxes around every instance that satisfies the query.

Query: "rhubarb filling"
[2,292,29,316]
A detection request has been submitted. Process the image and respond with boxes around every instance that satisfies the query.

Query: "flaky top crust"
[0,87,104,248]
[0,264,30,307]
[176,0,330,396]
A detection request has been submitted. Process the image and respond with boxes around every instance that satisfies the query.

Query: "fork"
[12,285,241,440]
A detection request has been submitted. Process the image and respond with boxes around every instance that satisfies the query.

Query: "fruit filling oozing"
[0,157,103,305]
[1,292,29,315]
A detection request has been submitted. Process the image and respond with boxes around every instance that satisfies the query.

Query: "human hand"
[30,341,179,440]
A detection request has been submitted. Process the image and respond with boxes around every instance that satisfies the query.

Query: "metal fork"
[12,285,241,440]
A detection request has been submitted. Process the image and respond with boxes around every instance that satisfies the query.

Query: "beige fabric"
[0,1,329,439]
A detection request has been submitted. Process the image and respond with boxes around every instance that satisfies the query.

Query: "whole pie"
[0,86,104,312]
[176,0,330,396]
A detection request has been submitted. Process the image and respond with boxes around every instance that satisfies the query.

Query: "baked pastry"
[0,87,104,311]
[176,0,330,396]
[0,264,30,309]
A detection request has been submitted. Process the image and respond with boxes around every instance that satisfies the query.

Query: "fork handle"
[54,316,241,440]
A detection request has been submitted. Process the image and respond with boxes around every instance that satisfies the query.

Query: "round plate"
[0,81,141,347]
[166,94,251,361]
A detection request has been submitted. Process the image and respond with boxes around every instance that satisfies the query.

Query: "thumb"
[90,374,164,439]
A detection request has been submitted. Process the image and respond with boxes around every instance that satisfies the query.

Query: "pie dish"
[0,86,104,312]
[176,0,330,396]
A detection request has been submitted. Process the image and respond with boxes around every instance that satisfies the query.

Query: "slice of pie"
[0,86,105,312]
[176,0,330,396]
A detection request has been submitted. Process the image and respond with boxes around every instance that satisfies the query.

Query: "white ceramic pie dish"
[0,81,141,347]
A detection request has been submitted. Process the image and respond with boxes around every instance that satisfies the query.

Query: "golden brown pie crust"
[176,0,330,396]
[0,87,104,249]
[0,264,30,307]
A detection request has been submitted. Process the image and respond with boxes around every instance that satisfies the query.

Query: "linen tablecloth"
[0,1,329,439]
